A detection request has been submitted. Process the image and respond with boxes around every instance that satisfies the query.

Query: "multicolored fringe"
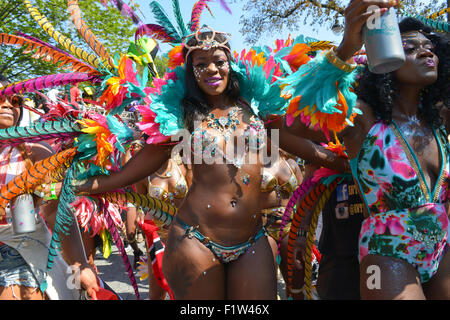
[102,200,141,300]
[102,191,176,226]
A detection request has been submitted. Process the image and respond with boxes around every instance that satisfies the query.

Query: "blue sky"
[133,0,343,54]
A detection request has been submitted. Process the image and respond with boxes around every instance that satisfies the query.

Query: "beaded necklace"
[205,106,240,142]
[192,106,267,186]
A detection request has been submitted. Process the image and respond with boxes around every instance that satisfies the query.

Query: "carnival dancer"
[71,1,350,299]
[260,150,303,298]
[284,0,449,299]
[0,76,98,300]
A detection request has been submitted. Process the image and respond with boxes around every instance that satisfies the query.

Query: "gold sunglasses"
[0,94,23,107]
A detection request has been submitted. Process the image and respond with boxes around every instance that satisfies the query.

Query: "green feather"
[149,1,181,43]
[172,0,188,37]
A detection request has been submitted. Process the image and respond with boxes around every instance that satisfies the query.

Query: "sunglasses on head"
[0,94,23,107]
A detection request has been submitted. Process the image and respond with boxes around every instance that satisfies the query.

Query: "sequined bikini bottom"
[175,216,268,263]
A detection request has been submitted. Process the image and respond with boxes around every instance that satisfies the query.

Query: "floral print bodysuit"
[349,120,449,283]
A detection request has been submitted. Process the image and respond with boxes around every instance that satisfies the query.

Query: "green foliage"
[153,55,168,77]
[0,0,138,81]
[231,0,448,44]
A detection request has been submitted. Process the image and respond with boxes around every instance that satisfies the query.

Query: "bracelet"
[325,48,357,73]
[44,183,58,200]
[289,287,304,294]
[297,228,308,238]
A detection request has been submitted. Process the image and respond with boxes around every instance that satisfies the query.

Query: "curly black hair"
[356,17,449,128]
[181,32,241,132]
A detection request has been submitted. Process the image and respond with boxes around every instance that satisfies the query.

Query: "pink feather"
[0,73,100,97]
[190,0,213,31]
[135,24,176,43]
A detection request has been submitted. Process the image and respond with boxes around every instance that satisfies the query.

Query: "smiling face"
[0,85,21,129]
[394,32,439,87]
[191,48,230,97]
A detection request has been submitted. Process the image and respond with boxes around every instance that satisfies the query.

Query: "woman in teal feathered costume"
[72,24,349,299]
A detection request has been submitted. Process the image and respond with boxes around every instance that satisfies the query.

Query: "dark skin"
[0,89,98,299]
[73,48,349,299]
[260,152,305,299]
[304,0,448,300]
[137,157,189,300]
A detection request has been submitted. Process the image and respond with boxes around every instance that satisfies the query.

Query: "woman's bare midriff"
[175,162,265,246]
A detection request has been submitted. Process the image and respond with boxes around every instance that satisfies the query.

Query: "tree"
[0,0,139,81]
[232,0,448,44]
[153,55,168,78]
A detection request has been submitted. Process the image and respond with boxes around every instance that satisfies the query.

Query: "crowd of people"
[0,0,448,301]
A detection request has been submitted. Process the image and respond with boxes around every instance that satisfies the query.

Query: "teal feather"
[105,114,134,154]
[172,0,188,37]
[231,60,288,119]
[148,67,185,136]
[278,52,359,119]
[149,1,182,43]
[45,158,78,275]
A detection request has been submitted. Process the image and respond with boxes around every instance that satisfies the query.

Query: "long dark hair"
[181,32,241,132]
[356,17,449,128]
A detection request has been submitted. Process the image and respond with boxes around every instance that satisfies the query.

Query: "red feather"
[135,24,176,43]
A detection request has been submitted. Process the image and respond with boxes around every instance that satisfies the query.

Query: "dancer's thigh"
[226,236,277,300]
[0,285,46,300]
[162,224,225,300]
[360,254,425,300]
[423,249,450,300]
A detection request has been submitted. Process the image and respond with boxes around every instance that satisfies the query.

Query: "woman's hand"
[336,0,397,61]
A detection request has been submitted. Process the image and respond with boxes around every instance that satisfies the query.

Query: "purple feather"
[135,23,176,43]
[218,0,232,14]
[107,0,142,25]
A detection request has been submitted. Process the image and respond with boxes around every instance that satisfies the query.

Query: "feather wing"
[0,72,100,97]
[149,1,181,43]
[0,33,100,75]
[23,0,102,70]
[67,0,114,71]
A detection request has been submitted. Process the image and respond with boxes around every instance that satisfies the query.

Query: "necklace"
[205,107,240,141]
